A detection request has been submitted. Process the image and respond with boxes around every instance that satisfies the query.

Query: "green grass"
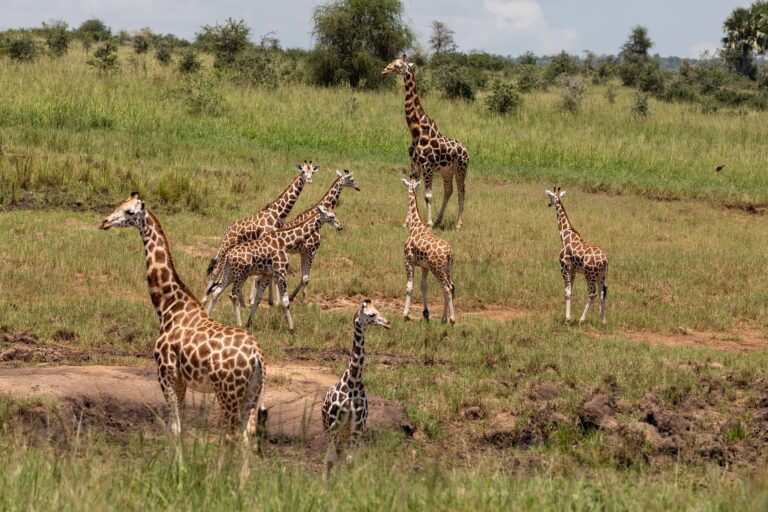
[2,50,768,510]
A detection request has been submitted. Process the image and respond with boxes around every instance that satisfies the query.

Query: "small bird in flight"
[714,164,726,172]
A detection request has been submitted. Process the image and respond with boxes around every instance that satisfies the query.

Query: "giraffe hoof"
[422,309,430,321]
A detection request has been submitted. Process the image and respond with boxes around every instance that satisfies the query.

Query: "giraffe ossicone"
[100,193,267,453]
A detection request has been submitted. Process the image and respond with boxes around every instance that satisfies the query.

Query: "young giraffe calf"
[322,300,390,477]
[545,187,609,324]
[203,206,342,332]
[100,193,267,452]
[401,178,455,324]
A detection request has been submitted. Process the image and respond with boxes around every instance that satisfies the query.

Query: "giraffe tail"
[601,283,608,300]
[451,281,456,299]
[206,257,217,276]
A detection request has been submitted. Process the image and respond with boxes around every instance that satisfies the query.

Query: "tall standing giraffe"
[204,161,319,300]
[202,206,343,331]
[401,178,456,324]
[545,187,608,325]
[262,169,360,303]
[383,55,468,229]
[100,193,267,452]
[322,300,390,477]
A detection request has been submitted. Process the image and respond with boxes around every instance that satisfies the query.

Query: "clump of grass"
[485,81,522,115]
[558,76,585,114]
[631,92,650,118]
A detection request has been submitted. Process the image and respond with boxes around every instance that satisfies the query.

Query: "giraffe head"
[356,299,391,329]
[99,192,145,230]
[296,160,320,183]
[401,178,421,191]
[545,187,566,207]
[316,205,343,232]
[382,54,413,76]
[336,169,360,192]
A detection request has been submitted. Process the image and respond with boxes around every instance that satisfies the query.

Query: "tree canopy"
[309,0,413,88]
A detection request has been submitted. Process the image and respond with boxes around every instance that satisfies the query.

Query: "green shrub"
[155,42,172,66]
[517,64,543,93]
[485,81,521,115]
[544,50,580,82]
[659,79,697,103]
[631,92,650,117]
[637,63,665,94]
[558,76,585,113]
[434,65,475,101]
[232,47,278,88]
[132,32,150,54]
[177,50,201,74]
[605,84,617,104]
[43,21,70,57]
[6,34,40,62]
[87,41,119,72]
[181,75,228,116]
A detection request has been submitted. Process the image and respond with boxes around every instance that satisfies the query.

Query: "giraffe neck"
[319,176,345,210]
[268,173,307,222]
[406,186,425,231]
[554,201,578,244]
[139,209,201,324]
[345,314,366,384]
[402,67,438,142]
[278,212,325,244]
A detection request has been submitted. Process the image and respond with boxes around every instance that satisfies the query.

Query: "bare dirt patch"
[587,327,768,352]
[309,293,529,322]
[0,363,413,451]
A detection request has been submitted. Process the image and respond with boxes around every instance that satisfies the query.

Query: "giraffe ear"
[296,164,303,171]
[313,165,320,172]
[560,191,566,198]
[408,62,415,68]
[401,178,410,187]
[414,180,421,190]
[336,169,343,177]
[138,200,145,211]
[400,53,406,60]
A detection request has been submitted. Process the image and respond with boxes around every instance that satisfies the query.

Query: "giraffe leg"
[442,284,455,325]
[455,159,467,230]
[276,270,294,332]
[289,251,313,303]
[562,265,573,324]
[403,258,415,321]
[600,278,608,325]
[580,279,598,325]
[157,364,183,436]
[434,171,453,229]
[423,166,435,227]
[324,434,339,479]
[230,280,246,327]
[420,267,430,321]
[240,370,266,455]
[246,279,269,328]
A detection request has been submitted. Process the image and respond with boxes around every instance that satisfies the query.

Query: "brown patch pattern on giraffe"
[401,178,456,324]
[100,193,267,452]
[383,55,468,229]
[546,187,609,325]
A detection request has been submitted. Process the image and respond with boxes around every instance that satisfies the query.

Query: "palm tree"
[722,7,758,77]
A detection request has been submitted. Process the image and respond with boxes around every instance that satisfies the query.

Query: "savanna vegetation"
[1,1,768,510]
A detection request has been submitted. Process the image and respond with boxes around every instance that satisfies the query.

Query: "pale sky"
[1,0,753,58]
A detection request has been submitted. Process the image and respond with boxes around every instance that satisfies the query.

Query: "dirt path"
[586,327,768,353]
[0,364,412,450]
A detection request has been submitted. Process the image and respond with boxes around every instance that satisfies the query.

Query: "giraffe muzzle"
[99,219,112,230]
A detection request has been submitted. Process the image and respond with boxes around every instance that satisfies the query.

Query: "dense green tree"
[618,25,655,87]
[721,2,768,78]
[88,41,119,72]
[309,0,413,88]
[43,20,70,57]
[76,18,111,43]
[544,50,579,81]
[429,20,456,56]
[195,18,251,68]
[518,51,537,65]
[6,33,40,62]
[133,30,151,54]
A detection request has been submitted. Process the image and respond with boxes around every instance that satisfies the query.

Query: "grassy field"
[1,49,768,510]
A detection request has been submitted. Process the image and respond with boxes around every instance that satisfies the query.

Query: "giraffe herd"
[97,54,608,475]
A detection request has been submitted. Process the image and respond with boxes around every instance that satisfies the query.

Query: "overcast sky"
[1,0,753,58]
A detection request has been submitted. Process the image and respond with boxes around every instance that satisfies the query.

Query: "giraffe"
[204,160,319,304]
[382,55,469,229]
[545,187,609,325]
[401,178,456,324]
[99,193,267,452]
[322,300,390,477]
[202,205,342,332]
[260,169,359,304]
